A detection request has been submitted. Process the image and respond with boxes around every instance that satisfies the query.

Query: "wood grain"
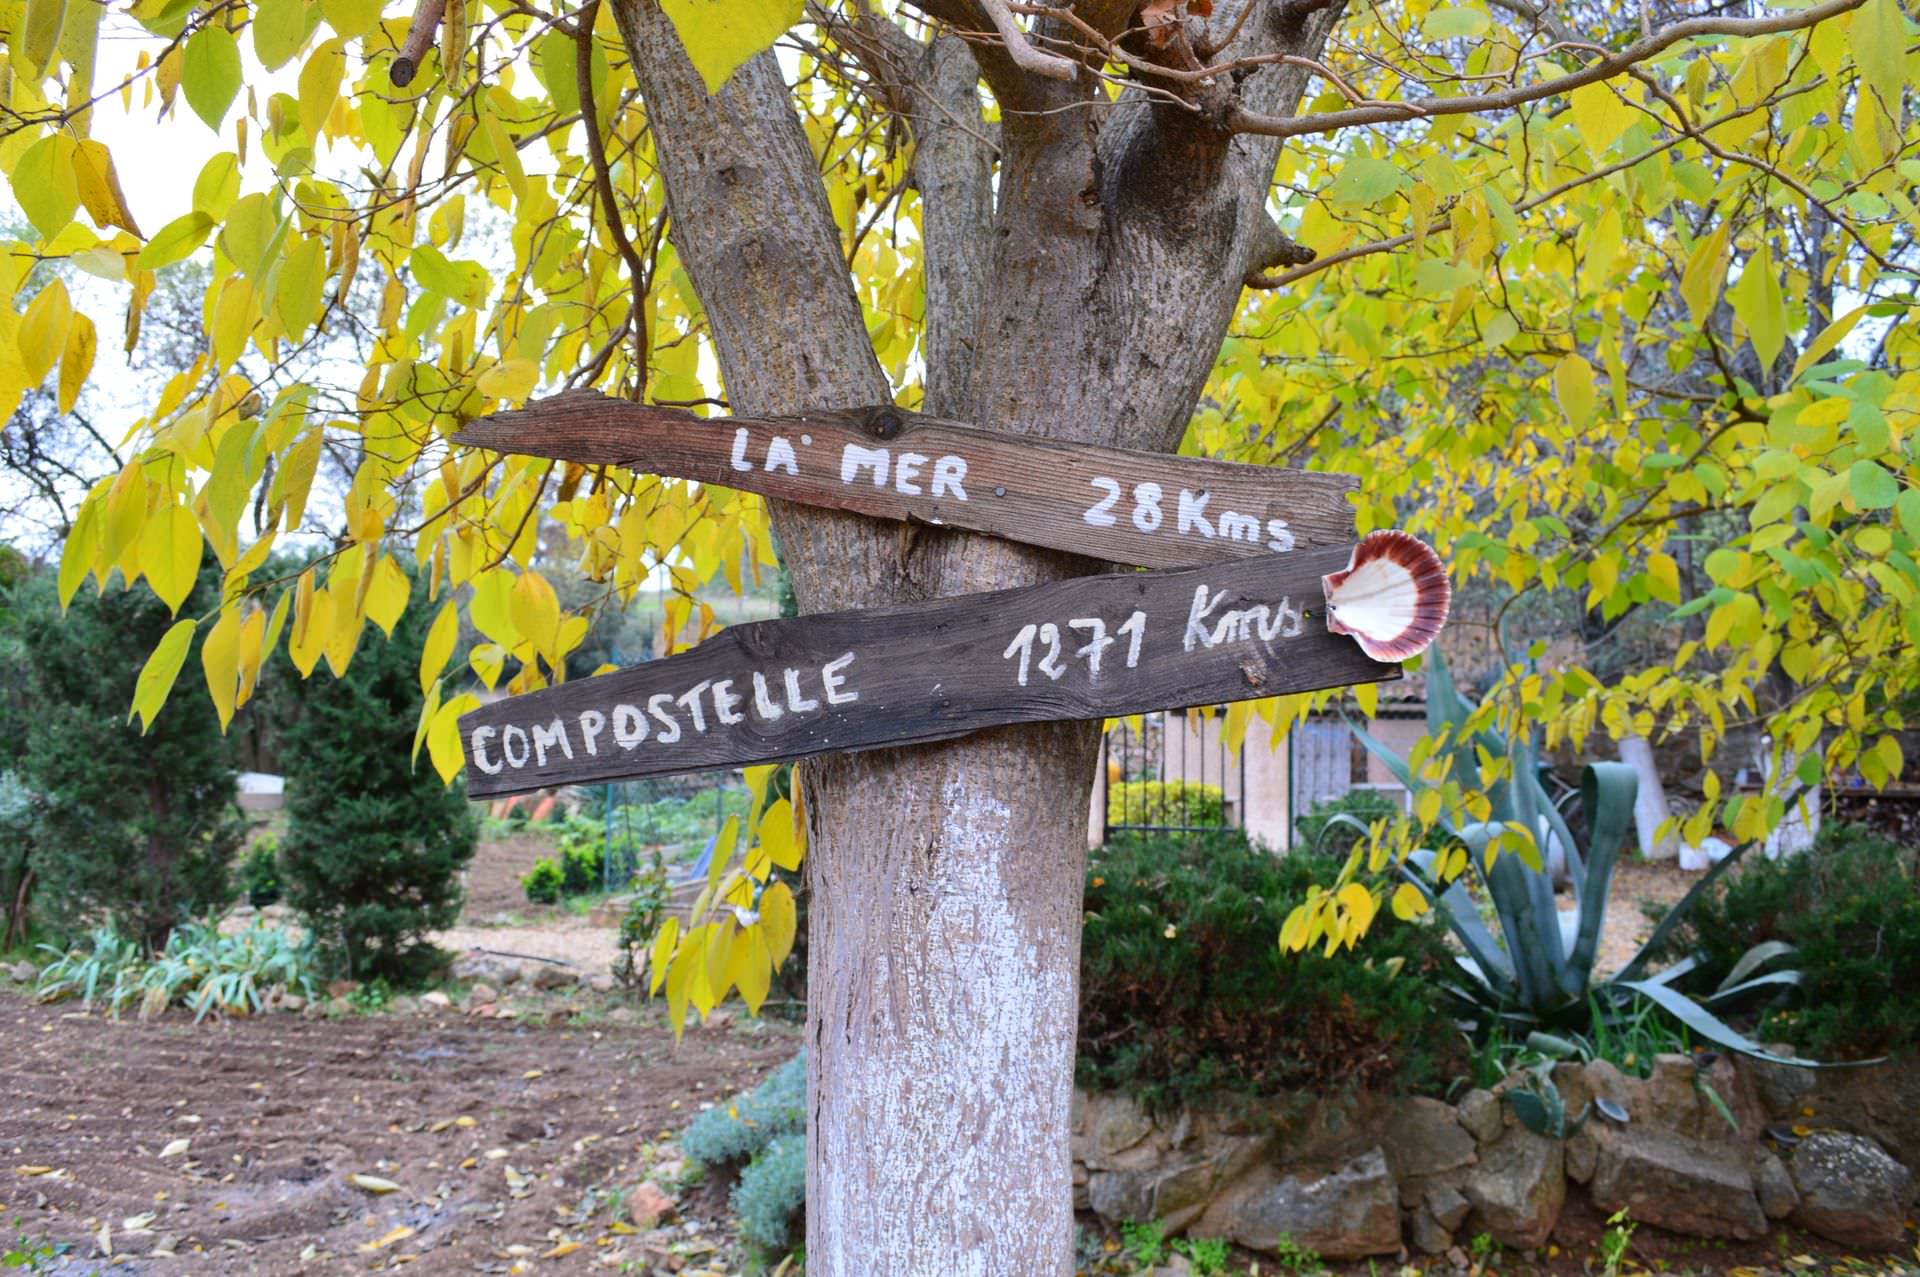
[459,545,1396,797]
[454,390,1357,570]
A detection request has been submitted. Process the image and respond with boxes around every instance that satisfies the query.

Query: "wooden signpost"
[454,390,1359,569]
[459,546,1397,798]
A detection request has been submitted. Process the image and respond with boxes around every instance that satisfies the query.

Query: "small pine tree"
[6,563,243,947]
[273,572,477,985]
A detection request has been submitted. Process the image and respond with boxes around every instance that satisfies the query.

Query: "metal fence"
[582,770,751,891]
[1099,708,1246,840]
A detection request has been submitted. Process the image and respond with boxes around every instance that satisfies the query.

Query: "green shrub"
[1295,789,1402,856]
[271,568,476,986]
[732,1132,804,1252]
[521,858,565,905]
[1107,780,1225,829]
[1683,824,1920,1060]
[1079,832,1459,1111]
[683,1051,806,1165]
[0,771,35,949]
[241,834,282,908]
[6,567,242,947]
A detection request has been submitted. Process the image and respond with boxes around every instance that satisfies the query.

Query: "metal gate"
[1099,708,1246,839]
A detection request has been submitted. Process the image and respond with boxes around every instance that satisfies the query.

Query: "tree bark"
[609,3,1340,1269]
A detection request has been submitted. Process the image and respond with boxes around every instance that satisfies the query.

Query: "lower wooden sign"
[459,547,1397,797]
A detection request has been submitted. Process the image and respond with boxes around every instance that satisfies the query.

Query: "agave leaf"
[1615,977,1879,1067]
[1479,827,1557,1008]
[1311,811,1379,853]
[1702,969,1802,1011]
[1717,939,1797,993]
[1640,952,1703,988]
[1563,763,1638,989]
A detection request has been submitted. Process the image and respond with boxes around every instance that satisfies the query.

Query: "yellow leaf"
[1336,881,1376,941]
[1646,551,1680,605]
[649,917,681,996]
[345,1173,403,1195]
[210,275,255,372]
[57,311,95,414]
[20,0,67,75]
[59,497,101,607]
[19,277,75,384]
[1279,902,1311,952]
[1391,881,1429,921]
[140,504,203,615]
[72,139,142,236]
[1555,355,1596,430]
[508,570,561,662]
[731,924,771,1015]
[201,606,241,730]
[1680,222,1731,328]
[361,1225,415,1252]
[477,358,538,403]
[428,693,479,783]
[758,797,801,870]
[760,880,796,967]
[419,602,458,695]
[130,620,196,733]
[365,554,411,637]
[1568,80,1633,158]
[657,0,804,94]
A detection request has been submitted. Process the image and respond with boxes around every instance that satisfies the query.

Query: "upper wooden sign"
[454,391,1357,570]
[459,546,1397,798]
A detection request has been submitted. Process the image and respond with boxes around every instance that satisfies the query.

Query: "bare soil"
[0,990,797,1274]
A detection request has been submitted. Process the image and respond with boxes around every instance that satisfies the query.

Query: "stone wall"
[1072,1054,1917,1258]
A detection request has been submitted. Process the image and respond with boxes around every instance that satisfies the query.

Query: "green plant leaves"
[131,619,197,733]
[13,134,80,238]
[1325,157,1407,205]
[181,24,243,131]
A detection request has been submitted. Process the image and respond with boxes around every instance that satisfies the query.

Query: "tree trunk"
[609,2,1340,1268]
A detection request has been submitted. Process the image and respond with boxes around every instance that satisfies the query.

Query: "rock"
[1462,1125,1563,1249]
[1425,1183,1471,1232]
[1445,1245,1469,1269]
[324,996,353,1016]
[278,994,306,1014]
[530,962,574,992]
[421,990,453,1010]
[465,982,498,1009]
[1753,1149,1798,1220]
[1789,1131,1915,1250]
[1088,1158,1216,1234]
[1742,1046,1815,1120]
[387,995,419,1016]
[325,979,359,999]
[1149,1257,1192,1277]
[588,974,616,994]
[8,960,36,984]
[1211,1147,1401,1260]
[1587,1126,1766,1240]
[1090,1096,1156,1164]
[629,1181,677,1230]
[1565,1129,1598,1184]
[1381,1097,1477,1181]
[1456,1090,1503,1145]
[451,951,523,986]
[1407,1204,1452,1255]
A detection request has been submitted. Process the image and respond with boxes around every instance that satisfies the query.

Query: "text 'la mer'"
[731,429,969,500]
[468,652,861,774]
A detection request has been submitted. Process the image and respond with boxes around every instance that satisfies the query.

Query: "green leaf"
[1423,5,1489,37]
[130,619,197,733]
[182,24,243,131]
[1897,488,1920,540]
[13,134,80,239]
[252,0,311,70]
[1415,259,1480,294]
[658,0,803,95]
[1727,243,1789,369]
[1325,157,1408,206]
[1849,459,1899,510]
[136,210,215,271]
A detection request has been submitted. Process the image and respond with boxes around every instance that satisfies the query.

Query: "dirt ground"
[0,991,797,1274]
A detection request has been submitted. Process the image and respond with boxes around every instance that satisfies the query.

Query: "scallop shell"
[1321,531,1451,662]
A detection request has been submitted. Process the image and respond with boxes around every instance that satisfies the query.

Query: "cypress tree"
[274,572,477,984]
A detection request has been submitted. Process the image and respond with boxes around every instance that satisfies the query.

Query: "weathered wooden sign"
[459,545,1397,797]
[454,391,1359,570]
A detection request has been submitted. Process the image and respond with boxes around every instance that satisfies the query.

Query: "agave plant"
[1350,651,1817,1067]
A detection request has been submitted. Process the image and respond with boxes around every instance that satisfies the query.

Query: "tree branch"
[1226,0,1866,140]
[574,0,650,397]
